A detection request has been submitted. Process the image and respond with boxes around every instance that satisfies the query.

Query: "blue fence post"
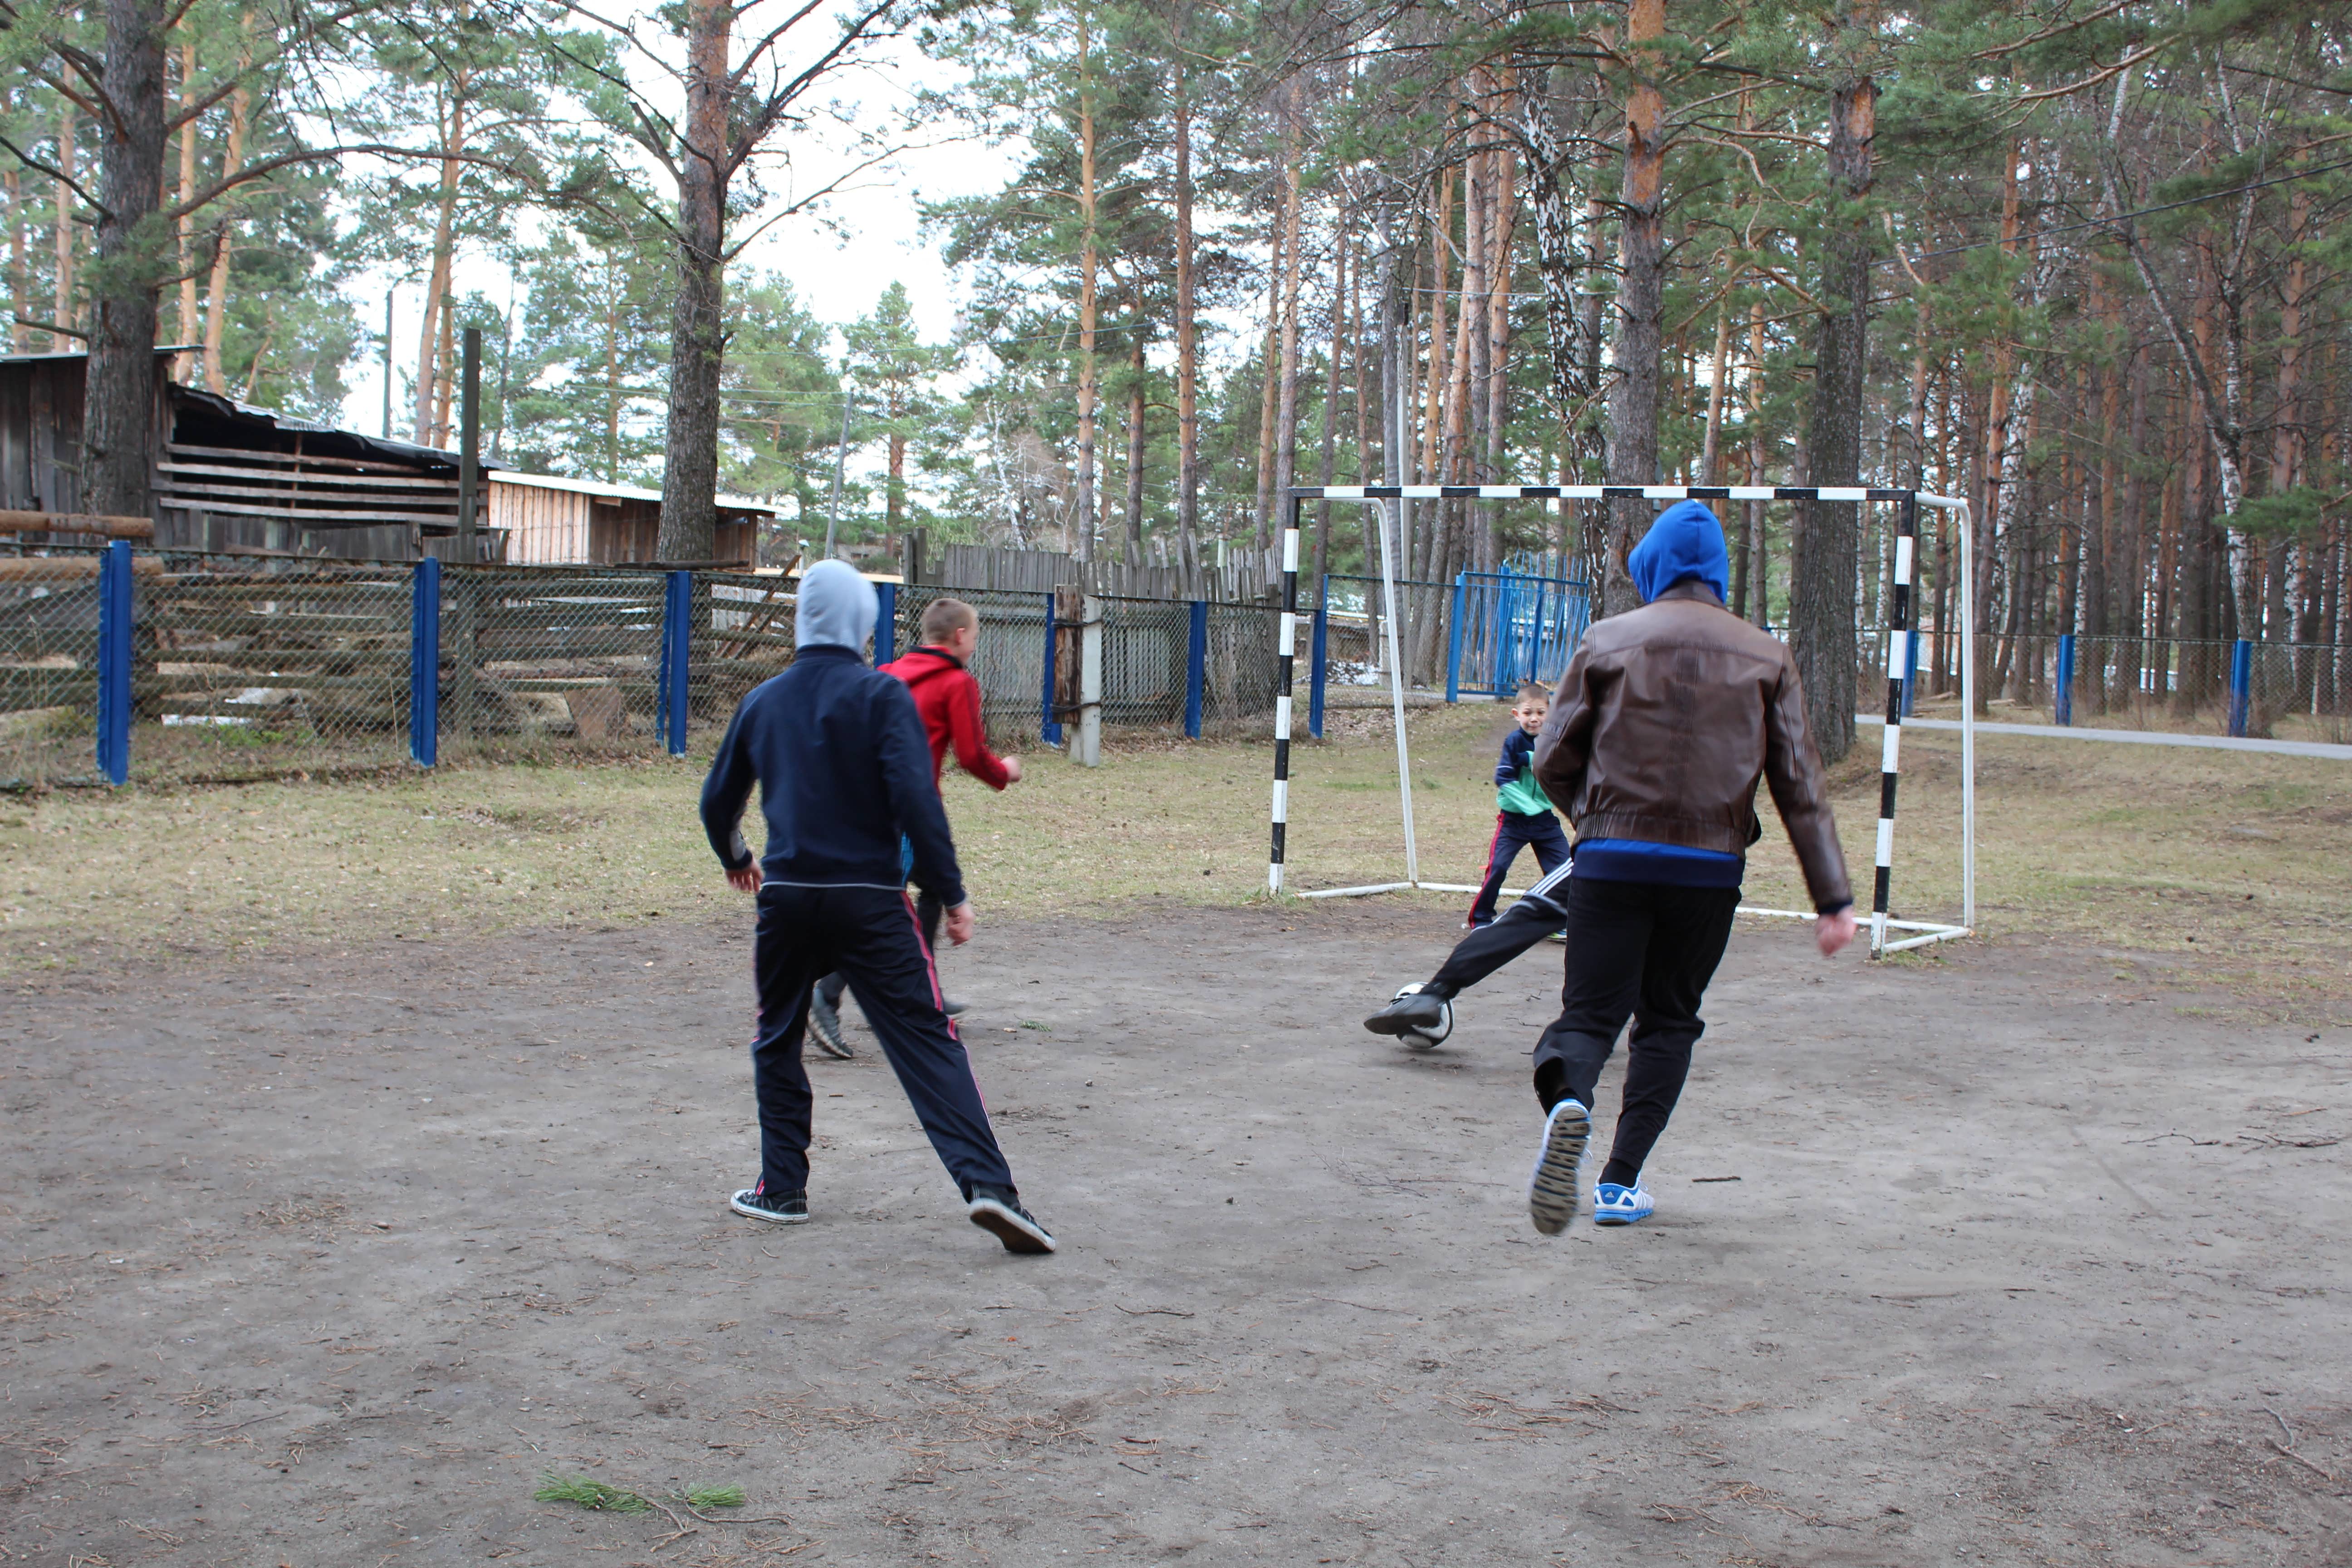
[1184,599,1206,739]
[1528,577,1547,687]
[658,569,691,756]
[94,539,132,785]
[1446,573,1466,702]
[2054,633,2076,726]
[1901,617,1921,715]
[877,580,897,664]
[2227,638,2253,737]
[1041,591,1062,745]
[409,556,441,766]
[1308,575,1328,740]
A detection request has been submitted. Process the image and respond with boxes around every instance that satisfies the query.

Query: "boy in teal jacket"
[1465,682,1572,927]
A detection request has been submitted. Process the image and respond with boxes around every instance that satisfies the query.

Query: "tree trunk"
[1974,143,2022,712]
[54,99,78,346]
[81,0,170,519]
[1483,136,1519,571]
[1073,1,1099,564]
[414,86,466,441]
[175,34,199,379]
[1699,300,1730,485]
[1124,328,1146,566]
[1788,69,1873,765]
[5,161,26,353]
[1250,206,1284,565]
[1602,0,1666,619]
[654,0,730,563]
[1316,221,1345,587]
[1524,68,1606,494]
[1269,90,1305,581]
[1172,24,1200,575]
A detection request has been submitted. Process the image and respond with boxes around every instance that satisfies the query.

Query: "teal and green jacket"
[1494,728,1555,817]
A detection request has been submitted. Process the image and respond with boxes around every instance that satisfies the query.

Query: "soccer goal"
[1264,484,1977,958]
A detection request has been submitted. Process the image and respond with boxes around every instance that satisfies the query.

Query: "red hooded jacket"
[878,645,1014,790]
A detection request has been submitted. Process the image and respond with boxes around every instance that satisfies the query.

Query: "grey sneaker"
[808,985,853,1059]
[1527,1099,1590,1235]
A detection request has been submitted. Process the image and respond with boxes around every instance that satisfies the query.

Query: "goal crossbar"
[1266,485,1978,959]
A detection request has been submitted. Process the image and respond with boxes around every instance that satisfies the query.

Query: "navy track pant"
[1467,809,1571,926]
[749,883,1013,1201]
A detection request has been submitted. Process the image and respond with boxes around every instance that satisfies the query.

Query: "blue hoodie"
[1629,500,1730,605]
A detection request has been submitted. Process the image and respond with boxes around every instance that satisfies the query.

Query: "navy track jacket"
[699,643,967,910]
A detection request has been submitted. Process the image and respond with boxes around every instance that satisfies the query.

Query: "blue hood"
[1630,500,1730,605]
[795,559,877,652]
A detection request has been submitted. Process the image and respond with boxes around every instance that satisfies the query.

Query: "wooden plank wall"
[493,482,593,564]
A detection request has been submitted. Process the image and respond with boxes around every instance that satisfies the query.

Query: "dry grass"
[4,701,2347,1012]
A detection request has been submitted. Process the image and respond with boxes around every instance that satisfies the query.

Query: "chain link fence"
[3,552,1293,787]
[1867,625,2352,744]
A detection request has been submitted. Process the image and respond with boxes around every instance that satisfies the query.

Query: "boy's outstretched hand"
[1816,907,1858,957]
[725,865,762,894]
[944,901,976,946]
[1002,756,1023,783]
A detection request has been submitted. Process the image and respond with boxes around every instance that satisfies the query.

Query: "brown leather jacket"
[1532,582,1852,911]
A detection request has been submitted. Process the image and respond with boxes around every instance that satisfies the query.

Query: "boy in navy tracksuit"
[700,560,1054,1254]
[1465,682,1573,928]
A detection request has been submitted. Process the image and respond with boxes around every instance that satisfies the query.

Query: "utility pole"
[381,290,395,439]
[825,367,853,560]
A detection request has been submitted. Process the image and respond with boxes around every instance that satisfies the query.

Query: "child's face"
[944,621,980,660]
[1514,698,1548,733]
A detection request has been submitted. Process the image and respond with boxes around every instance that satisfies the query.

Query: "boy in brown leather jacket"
[1369,501,1857,1235]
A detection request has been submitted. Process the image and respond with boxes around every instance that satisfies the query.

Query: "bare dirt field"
[5,901,2350,1567]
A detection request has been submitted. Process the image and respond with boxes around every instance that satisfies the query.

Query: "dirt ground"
[5,901,2349,1567]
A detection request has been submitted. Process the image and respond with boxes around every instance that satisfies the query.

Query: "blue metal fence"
[1447,566,1591,701]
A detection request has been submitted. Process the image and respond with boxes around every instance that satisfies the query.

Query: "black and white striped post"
[1264,483,1975,957]
[1268,500,1303,893]
[1871,493,1918,957]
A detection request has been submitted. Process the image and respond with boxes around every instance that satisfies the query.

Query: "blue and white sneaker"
[1527,1099,1591,1235]
[1591,1183,1655,1226]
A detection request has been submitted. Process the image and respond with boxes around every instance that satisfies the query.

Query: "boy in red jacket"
[808,596,1021,1056]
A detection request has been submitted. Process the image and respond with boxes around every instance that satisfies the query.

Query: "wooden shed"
[1,350,495,560]
[491,470,772,566]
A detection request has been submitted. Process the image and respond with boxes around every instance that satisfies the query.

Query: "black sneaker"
[730,1186,809,1224]
[942,997,968,1017]
[1364,985,1451,1049]
[808,987,853,1059]
[966,1185,1055,1254]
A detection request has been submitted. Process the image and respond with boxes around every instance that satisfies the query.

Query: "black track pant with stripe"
[1424,860,1575,1000]
[750,883,1014,1201]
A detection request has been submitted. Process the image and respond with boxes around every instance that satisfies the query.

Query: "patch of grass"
[682,1483,745,1510]
[6,703,2347,1012]
[534,1473,652,1514]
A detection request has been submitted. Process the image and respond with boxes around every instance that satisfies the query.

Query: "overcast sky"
[333,31,1024,443]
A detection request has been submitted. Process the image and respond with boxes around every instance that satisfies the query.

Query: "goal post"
[1264,484,1977,959]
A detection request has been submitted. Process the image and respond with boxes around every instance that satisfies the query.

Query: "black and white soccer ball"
[1390,982,1453,1051]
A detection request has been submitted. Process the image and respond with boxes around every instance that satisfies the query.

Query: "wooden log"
[0,510,156,540]
[0,554,164,580]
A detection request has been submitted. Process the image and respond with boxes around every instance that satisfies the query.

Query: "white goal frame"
[1264,484,1977,959]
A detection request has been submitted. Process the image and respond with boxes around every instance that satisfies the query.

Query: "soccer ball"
[1390,982,1453,1051]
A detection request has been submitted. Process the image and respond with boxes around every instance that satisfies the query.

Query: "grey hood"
[795,559,877,653]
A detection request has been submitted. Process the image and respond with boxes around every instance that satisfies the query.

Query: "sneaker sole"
[1363,1007,1444,1039]
[729,1191,811,1224]
[1592,1208,1651,1227]
[967,1199,1056,1254]
[808,1007,854,1060]
[1527,1102,1590,1235]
